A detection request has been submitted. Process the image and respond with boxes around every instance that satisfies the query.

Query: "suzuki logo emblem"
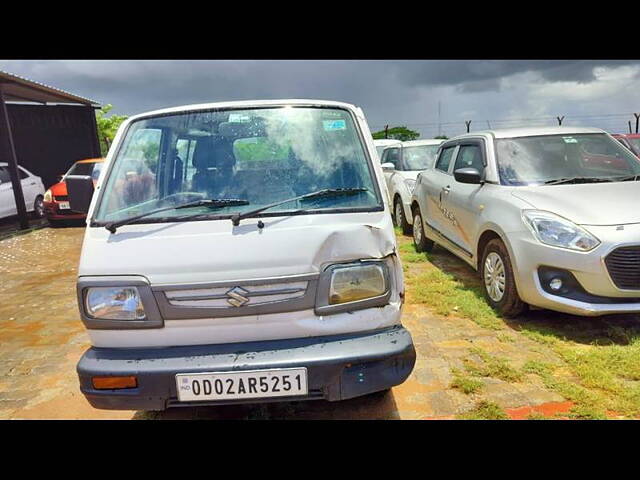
[226,287,250,307]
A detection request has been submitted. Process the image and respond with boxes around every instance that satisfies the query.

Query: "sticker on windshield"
[562,136,578,143]
[323,119,346,131]
[228,113,251,123]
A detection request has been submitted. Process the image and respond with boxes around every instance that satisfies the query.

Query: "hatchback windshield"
[403,145,440,170]
[495,133,640,186]
[94,107,381,224]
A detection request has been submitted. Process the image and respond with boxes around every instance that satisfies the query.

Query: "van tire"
[394,197,412,236]
[412,209,434,253]
[480,238,527,318]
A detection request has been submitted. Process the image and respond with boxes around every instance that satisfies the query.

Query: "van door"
[445,140,487,258]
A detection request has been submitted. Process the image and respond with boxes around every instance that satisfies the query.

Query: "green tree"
[95,104,128,156]
[372,126,420,141]
[434,135,449,140]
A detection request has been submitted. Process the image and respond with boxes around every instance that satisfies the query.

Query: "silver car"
[410,126,640,317]
[379,139,443,234]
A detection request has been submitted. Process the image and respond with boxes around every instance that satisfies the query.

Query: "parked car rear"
[44,158,104,226]
[0,162,45,221]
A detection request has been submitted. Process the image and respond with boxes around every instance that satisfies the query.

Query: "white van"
[67,99,416,410]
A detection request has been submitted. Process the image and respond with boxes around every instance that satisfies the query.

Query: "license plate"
[176,368,308,402]
[58,201,70,210]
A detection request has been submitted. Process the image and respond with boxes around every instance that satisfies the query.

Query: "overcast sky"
[2,60,639,137]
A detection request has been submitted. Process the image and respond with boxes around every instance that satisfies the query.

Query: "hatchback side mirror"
[66,175,95,213]
[381,162,395,171]
[454,167,483,185]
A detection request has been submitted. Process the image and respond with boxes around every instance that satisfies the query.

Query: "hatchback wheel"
[394,198,412,236]
[480,238,527,318]
[412,209,434,253]
[33,195,44,218]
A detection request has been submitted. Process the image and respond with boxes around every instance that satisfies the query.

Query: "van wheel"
[480,238,527,318]
[394,197,412,236]
[412,209,434,253]
[33,196,44,218]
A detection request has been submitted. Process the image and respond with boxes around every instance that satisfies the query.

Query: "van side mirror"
[454,167,483,185]
[381,162,395,171]
[66,175,95,213]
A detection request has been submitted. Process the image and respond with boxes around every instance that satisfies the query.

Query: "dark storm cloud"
[392,60,638,90]
[1,59,639,136]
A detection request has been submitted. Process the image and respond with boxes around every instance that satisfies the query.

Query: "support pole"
[630,121,634,134]
[87,105,101,158]
[0,84,29,230]
[634,113,639,134]
[557,116,565,126]
[384,125,389,139]
[465,120,472,133]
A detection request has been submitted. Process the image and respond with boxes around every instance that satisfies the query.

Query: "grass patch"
[458,401,508,420]
[395,230,640,419]
[451,372,483,394]
[464,347,523,383]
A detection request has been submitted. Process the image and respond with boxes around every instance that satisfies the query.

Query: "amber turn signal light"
[92,376,138,390]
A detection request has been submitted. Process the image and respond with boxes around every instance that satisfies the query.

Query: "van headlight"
[522,210,600,252]
[315,260,392,315]
[404,179,416,194]
[329,263,387,304]
[85,286,146,320]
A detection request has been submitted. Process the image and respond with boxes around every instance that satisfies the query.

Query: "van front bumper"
[77,326,416,411]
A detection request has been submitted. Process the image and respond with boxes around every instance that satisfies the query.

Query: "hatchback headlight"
[522,210,600,252]
[85,286,146,320]
[329,263,387,305]
[404,179,416,194]
[44,189,52,202]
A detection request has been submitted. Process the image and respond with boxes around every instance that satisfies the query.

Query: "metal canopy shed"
[0,70,101,229]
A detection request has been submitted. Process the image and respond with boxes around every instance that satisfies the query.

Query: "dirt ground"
[0,226,637,419]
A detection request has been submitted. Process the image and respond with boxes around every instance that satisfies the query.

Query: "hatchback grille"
[605,246,640,290]
[54,195,68,201]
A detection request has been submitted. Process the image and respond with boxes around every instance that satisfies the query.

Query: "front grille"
[54,195,68,201]
[152,273,320,319]
[605,246,640,290]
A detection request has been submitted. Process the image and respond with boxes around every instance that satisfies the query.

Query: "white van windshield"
[93,107,382,224]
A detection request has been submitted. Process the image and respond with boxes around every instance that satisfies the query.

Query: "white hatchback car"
[0,162,45,221]
[380,139,443,234]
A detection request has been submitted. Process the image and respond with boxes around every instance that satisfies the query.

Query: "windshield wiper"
[614,174,640,182]
[230,188,368,226]
[543,176,615,186]
[104,198,249,233]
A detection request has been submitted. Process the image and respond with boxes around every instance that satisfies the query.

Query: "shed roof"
[0,70,100,108]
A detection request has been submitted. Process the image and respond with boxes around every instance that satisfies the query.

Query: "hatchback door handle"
[442,186,451,194]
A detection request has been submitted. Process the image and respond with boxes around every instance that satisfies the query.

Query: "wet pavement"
[1,226,570,419]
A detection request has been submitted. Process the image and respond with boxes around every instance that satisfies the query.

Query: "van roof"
[127,99,361,122]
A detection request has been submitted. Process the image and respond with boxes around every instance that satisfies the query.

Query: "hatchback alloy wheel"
[484,252,506,302]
